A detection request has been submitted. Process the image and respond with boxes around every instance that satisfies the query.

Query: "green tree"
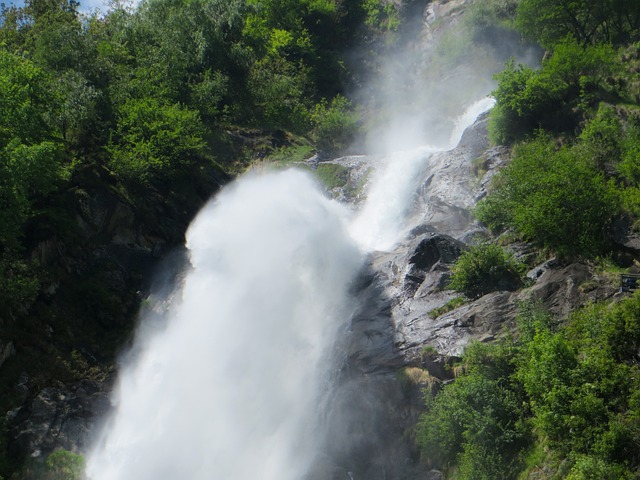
[247,55,312,131]
[0,49,67,244]
[475,135,619,258]
[489,40,615,144]
[310,95,360,153]
[108,98,207,183]
[418,341,530,478]
[516,0,640,48]
[0,48,67,313]
[516,298,640,468]
[578,103,622,170]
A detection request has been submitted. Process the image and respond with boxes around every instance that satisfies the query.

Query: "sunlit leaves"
[107,98,207,182]
[475,134,619,258]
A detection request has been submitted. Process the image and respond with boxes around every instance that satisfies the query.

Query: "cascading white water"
[86,98,494,480]
[350,97,496,251]
[86,171,362,480]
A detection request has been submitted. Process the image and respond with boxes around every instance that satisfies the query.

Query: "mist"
[85,171,363,480]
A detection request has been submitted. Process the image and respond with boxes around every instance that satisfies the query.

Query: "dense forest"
[1,0,640,478]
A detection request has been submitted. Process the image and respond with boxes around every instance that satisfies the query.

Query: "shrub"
[489,40,615,145]
[475,135,620,259]
[310,95,359,154]
[108,98,207,183]
[618,124,640,186]
[565,455,631,480]
[314,163,349,190]
[44,450,85,480]
[248,56,312,132]
[448,243,524,298]
[417,341,530,477]
[418,297,640,479]
[578,103,623,169]
[516,297,640,464]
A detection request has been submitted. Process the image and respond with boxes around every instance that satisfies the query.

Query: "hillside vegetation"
[418,0,640,478]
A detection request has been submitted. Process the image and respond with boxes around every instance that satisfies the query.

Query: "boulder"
[408,234,466,272]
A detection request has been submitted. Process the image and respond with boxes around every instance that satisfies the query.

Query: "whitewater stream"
[85,97,494,479]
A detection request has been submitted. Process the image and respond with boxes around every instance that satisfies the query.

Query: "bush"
[448,243,524,298]
[475,135,620,258]
[489,40,615,145]
[565,455,631,480]
[314,163,349,190]
[417,296,640,478]
[515,0,640,47]
[618,124,640,186]
[44,450,85,480]
[516,297,640,463]
[578,103,623,169]
[417,341,529,477]
[311,95,359,154]
[108,98,207,183]
[248,56,312,132]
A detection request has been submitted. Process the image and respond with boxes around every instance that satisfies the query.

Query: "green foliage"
[466,0,518,35]
[243,0,350,98]
[247,56,312,131]
[108,98,207,182]
[363,0,400,33]
[0,49,57,145]
[516,297,640,472]
[310,95,359,153]
[429,296,467,318]
[44,450,85,480]
[0,257,39,315]
[418,341,530,478]
[448,243,525,299]
[124,0,248,106]
[516,0,640,48]
[578,103,623,168]
[419,296,640,478]
[489,40,616,144]
[565,454,633,480]
[314,163,349,190]
[475,135,620,259]
[265,143,315,166]
[618,123,640,186]
[0,49,68,313]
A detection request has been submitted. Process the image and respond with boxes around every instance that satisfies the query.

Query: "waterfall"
[349,97,496,252]
[86,97,494,479]
[86,171,362,480]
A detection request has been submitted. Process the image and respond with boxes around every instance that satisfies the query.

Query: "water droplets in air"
[86,171,362,480]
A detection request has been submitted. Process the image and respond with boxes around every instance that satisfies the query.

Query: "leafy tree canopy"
[475,134,620,259]
[516,0,640,48]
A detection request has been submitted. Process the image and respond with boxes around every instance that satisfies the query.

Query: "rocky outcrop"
[317,76,623,477]
[6,379,110,460]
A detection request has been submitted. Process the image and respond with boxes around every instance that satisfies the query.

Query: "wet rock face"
[2,162,225,468]
[6,379,110,459]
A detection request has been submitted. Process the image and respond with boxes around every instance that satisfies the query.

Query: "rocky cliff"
[308,110,623,479]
